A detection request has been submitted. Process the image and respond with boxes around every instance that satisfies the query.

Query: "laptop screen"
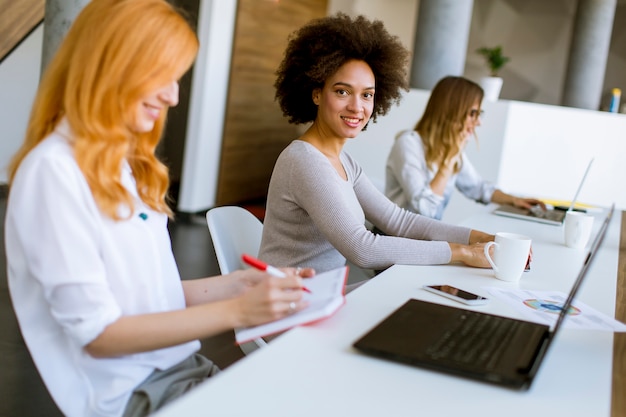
[565,158,594,212]
[549,203,614,337]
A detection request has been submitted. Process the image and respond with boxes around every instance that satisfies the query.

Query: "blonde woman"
[385,76,544,220]
[5,1,310,416]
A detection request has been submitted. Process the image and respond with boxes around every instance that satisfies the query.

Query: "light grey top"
[385,130,495,220]
[259,140,472,273]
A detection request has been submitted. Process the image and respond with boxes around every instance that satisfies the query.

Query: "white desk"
[156,207,622,417]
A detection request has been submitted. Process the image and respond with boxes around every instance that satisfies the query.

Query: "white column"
[177,0,237,212]
[410,0,474,90]
[41,0,89,73]
[562,0,617,110]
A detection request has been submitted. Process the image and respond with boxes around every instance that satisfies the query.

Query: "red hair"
[8,0,199,219]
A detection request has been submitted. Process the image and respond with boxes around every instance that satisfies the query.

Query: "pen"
[241,254,312,293]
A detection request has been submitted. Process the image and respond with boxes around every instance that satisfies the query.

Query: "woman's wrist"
[437,162,455,177]
[431,165,453,195]
[469,230,495,244]
[491,190,516,206]
[448,243,469,264]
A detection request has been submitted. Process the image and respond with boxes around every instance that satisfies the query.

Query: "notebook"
[353,204,614,390]
[235,266,348,344]
[493,158,594,226]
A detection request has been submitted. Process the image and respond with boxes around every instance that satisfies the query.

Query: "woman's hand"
[491,190,546,211]
[441,149,463,174]
[449,242,493,268]
[511,197,547,211]
[431,151,463,196]
[452,235,533,271]
[87,267,317,357]
[231,267,315,327]
[227,267,315,296]
[468,230,495,244]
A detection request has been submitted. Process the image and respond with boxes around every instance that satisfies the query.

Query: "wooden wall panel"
[216,0,327,206]
[0,0,45,63]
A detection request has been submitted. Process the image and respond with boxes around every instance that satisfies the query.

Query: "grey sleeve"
[298,152,471,270]
[355,162,472,244]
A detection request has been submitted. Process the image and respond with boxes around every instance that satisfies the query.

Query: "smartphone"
[422,284,489,306]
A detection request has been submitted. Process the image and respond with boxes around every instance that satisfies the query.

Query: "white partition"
[344,89,511,224]
[497,101,626,209]
[0,26,43,183]
[344,88,626,224]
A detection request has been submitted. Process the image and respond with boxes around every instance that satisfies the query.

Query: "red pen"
[242,254,312,293]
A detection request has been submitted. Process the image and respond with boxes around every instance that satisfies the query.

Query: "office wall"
[345,89,626,224]
[2,0,625,209]
[215,0,328,206]
[466,0,623,108]
[178,0,329,211]
[0,25,42,184]
[344,89,511,225]
[328,0,418,52]
[334,0,626,108]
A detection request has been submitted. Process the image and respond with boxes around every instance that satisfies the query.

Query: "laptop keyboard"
[530,206,565,222]
[426,312,521,370]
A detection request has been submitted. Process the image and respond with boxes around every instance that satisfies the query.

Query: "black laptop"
[353,204,614,390]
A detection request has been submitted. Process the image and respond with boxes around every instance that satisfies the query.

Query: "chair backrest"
[206,206,264,274]
[206,206,268,354]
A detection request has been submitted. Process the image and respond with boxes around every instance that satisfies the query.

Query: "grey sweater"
[259,140,472,272]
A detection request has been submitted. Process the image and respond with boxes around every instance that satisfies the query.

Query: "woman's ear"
[312,89,321,105]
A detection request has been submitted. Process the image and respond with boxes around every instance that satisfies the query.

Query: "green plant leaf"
[476,45,510,77]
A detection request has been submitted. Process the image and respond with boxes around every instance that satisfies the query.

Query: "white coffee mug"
[564,211,594,249]
[483,232,532,282]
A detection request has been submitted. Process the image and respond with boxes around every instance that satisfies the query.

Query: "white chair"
[206,206,268,354]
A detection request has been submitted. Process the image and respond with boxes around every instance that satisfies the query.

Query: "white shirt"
[385,130,495,220]
[5,121,199,417]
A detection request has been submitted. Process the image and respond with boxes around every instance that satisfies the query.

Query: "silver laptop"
[493,158,593,226]
[353,204,614,390]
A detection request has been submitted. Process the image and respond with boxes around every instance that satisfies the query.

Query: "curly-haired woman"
[258,14,497,278]
[385,76,545,220]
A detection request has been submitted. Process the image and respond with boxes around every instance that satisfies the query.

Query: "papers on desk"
[541,199,602,212]
[486,287,626,332]
[235,266,349,344]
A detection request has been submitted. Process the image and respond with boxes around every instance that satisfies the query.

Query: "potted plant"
[476,45,510,101]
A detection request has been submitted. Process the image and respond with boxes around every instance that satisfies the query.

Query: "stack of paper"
[235,266,349,344]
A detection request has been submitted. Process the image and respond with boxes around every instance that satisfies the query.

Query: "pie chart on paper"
[522,299,581,315]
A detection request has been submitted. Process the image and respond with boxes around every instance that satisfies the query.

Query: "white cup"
[564,211,594,249]
[483,232,532,282]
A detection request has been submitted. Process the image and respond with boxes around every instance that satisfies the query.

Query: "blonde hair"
[8,0,198,219]
[415,76,483,173]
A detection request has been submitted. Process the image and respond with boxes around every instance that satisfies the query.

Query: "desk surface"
[156,207,625,417]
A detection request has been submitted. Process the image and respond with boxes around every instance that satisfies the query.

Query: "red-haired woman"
[5,1,310,416]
